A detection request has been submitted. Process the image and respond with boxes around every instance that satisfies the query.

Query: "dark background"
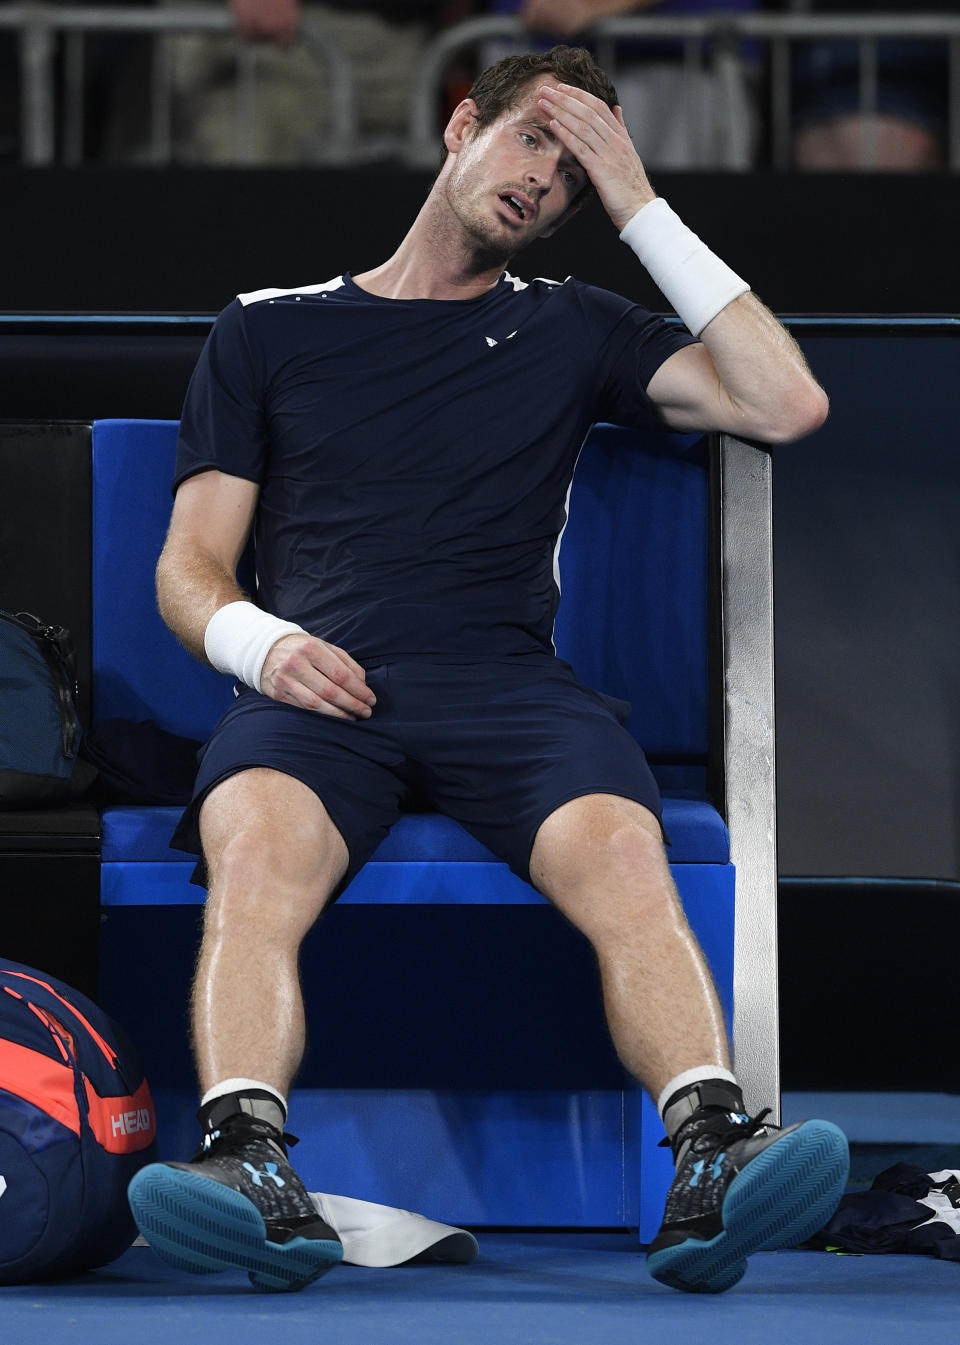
[2,167,958,1089]
[2,167,959,316]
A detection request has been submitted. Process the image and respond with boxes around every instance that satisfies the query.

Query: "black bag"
[80,719,203,806]
[0,610,93,806]
[0,958,157,1282]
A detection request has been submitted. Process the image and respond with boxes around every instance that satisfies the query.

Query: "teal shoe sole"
[128,1164,343,1292]
[646,1120,850,1294]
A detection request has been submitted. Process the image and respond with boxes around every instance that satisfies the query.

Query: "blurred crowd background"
[0,0,956,171]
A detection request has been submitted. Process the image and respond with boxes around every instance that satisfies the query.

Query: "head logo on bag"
[0,958,156,1282]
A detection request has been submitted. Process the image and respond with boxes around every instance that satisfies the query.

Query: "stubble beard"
[442,165,522,274]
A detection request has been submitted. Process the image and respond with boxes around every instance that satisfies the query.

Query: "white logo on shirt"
[484,331,518,349]
[0,1175,6,1200]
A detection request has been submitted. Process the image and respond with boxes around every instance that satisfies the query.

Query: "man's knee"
[602,814,671,886]
[206,824,305,892]
[531,793,668,895]
[529,793,683,950]
[199,768,349,917]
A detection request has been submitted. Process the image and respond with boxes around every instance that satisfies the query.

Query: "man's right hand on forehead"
[260,633,377,720]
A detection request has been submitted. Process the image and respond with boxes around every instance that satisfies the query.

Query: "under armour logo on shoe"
[689,1153,726,1187]
[243,1161,285,1188]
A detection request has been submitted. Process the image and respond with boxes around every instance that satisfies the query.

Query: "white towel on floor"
[308,1191,479,1267]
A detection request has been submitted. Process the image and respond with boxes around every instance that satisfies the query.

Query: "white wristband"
[203,601,305,693]
[619,197,750,337]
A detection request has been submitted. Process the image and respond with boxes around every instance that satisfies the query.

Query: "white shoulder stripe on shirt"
[502,273,568,291]
[237,276,346,306]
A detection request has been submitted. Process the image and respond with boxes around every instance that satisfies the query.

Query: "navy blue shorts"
[171,657,663,893]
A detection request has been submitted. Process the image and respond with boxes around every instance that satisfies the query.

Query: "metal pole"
[683,36,701,166]
[950,37,960,171]
[62,28,85,165]
[719,435,780,1121]
[149,33,172,165]
[20,14,56,164]
[771,37,791,170]
[300,23,357,164]
[235,42,258,164]
[859,38,879,170]
[714,29,750,170]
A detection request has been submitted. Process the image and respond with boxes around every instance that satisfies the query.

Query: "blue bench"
[91,417,777,1241]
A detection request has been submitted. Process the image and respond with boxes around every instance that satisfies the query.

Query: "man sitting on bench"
[127,44,848,1296]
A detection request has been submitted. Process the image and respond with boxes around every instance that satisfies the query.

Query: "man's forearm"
[157,542,309,692]
[155,542,248,665]
[696,292,828,443]
[620,197,827,441]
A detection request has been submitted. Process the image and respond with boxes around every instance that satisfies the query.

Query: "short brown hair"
[466,45,618,131]
[446,46,619,199]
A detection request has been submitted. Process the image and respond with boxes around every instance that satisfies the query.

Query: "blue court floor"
[1,1093,956,1345]
[2,1235,955,1345]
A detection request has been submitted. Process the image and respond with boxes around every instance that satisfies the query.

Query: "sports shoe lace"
[189,1115,301,1163]
[659,1107,774,1160]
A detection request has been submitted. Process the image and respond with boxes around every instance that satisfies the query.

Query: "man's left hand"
[538,83,656,231]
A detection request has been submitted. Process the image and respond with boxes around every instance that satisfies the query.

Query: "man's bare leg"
[530,791,848,1293]
[529,792,730,1103]
[192,766,350,1096]
[127,766,348,1290]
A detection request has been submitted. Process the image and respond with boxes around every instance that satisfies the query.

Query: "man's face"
[442,82,589,261]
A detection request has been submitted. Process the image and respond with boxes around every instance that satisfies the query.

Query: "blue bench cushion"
[101,796,729,869]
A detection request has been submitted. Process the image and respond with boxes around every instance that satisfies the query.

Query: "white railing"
[0,4,357,164]
[407,14,960,170]
[2,7,959,169]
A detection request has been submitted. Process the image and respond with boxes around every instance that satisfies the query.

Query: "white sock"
[201,1077,288,1130]
[657,1065,739,1123]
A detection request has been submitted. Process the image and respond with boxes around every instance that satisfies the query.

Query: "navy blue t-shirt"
[175,271,697,662]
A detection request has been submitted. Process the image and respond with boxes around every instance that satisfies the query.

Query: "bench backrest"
[91,419,708,757]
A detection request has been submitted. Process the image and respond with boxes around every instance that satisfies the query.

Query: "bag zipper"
[3,610,79,759]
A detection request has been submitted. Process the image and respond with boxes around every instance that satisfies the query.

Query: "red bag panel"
[83,1077,156,1154]
[0,1038,81,1136]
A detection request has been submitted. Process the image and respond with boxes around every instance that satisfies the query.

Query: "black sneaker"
[646,1107,849,1293]
[127,1113,343,1291]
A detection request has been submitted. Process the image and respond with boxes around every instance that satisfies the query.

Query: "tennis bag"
[0,958,156,1282]
[0,610,90,806]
